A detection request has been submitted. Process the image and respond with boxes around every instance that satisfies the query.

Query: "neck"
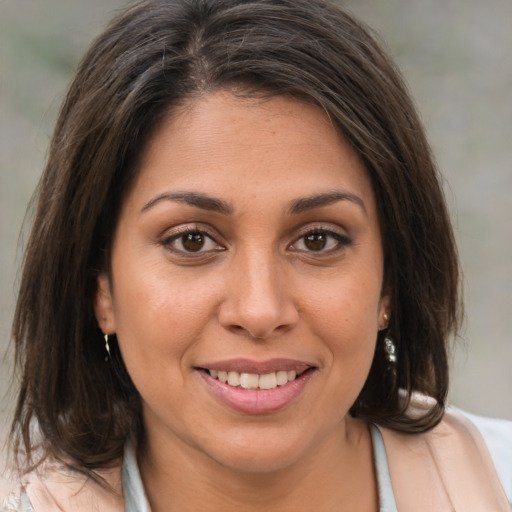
[138,417,378,512]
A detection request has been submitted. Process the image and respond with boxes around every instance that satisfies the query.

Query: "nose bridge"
[219,245,298,338]
[243,247,281,307]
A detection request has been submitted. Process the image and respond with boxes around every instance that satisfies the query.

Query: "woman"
[3,0,511,510]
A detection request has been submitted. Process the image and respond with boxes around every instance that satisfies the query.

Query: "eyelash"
[159,225,351,257]
[289,228,351,254]
[160,225,225,256]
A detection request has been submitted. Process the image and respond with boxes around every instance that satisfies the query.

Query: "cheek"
[305,272,381,329]
[112,283,213,411]
[110,262,222,378]
[302,273,381,365]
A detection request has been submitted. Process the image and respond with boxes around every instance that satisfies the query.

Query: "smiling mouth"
[197,363,317,413]
[203,368,313,390]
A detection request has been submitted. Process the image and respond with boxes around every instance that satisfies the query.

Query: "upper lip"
[195,358,315,375]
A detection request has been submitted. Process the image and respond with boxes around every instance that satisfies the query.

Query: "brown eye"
[304,233,327,251]
[182,232,205,252]
[162,228,224,256]
[290,228,351,254]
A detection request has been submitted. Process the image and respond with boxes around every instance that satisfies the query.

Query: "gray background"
[1,0,511,494]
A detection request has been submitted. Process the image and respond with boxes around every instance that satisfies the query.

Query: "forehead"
[128,90,376,215]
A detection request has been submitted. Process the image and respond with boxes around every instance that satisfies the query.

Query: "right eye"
[160,227,225,256]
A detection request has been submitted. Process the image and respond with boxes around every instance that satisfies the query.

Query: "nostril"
[227,324,269,340]
[219,293,300,340]
[229,325,249,336]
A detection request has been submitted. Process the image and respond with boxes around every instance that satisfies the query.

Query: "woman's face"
[95,91,390,474]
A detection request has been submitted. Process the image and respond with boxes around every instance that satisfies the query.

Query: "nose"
[218,249,299,340]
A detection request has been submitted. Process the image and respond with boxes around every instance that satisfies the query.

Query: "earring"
[384,336,397,363]
[104,334,111,362]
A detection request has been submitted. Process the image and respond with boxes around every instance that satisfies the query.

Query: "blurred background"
[1,0,511,494]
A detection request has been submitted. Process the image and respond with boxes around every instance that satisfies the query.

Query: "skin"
[95,91,391,511]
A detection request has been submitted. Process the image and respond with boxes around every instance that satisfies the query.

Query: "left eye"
[291,230,348,252]
[163,230,223,254]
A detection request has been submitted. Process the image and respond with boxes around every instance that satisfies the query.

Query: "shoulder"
[378,398,512,510]
[1,459,124,512]
[456,408,512,498]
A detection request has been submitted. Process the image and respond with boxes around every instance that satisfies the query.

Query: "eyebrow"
[289,191,367,216]
[141,192,233,215]
[140,189,366,217]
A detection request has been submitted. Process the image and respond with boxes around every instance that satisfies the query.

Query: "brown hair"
[11,0,461,472]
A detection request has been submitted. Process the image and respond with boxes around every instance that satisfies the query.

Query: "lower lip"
[199,370,315,414]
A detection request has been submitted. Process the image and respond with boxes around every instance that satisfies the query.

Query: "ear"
[378,287,392,331]
[94,272,116,334]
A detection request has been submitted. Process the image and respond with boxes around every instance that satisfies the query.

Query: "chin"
[203,425,322,475]
[214,447,304,475]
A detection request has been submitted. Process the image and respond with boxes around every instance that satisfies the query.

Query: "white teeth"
[227,371,240,387]
[276,370,288,386]
[240,373,259,389]
[258,372,277,390]
[209,369,302,389]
